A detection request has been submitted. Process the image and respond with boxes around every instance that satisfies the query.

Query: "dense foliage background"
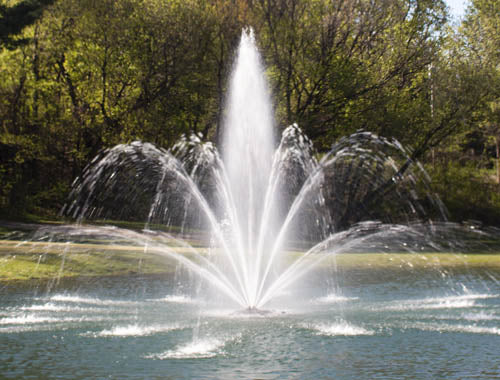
[0,0,499,224]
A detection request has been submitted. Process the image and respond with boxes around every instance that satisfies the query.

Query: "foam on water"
[414,322,500,335]
[0,314,115,326]
[380,293,495,311]
[156,295,195,304]
[145,338,229,359]
[203,307,286,319]
[389,299,476,310]
[89,323,182,337]
[461,311,500,321]
[315,294,358,304]
[303,321,374,336]
[20,303,96,313]
[48,294,137,306]
[0,314,59,325]
[0,325,56,334]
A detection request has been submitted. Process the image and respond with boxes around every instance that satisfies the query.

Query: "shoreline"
[2,220,500,284]
[2,241,500,284]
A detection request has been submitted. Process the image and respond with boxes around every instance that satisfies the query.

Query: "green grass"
[2,239,500,282]
[327,252,500,269]
[0,240,180,282]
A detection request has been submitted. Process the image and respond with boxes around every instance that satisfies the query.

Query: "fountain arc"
[60,28,454,311]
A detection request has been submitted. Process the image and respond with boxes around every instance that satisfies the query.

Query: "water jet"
[58,28,446,310]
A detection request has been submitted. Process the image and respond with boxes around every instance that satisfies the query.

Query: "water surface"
[1,266,499,379]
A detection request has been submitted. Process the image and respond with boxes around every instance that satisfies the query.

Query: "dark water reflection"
[1,266,499,379]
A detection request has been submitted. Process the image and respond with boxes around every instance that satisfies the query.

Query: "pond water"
[1,266,499,379]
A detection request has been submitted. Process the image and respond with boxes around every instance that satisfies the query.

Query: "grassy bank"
[2,237,500,283]
[0,240,187,282]
[327,252,500,270]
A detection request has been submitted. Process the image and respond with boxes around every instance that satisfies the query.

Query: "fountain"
[1,29,499,379]
[58,28,446,311]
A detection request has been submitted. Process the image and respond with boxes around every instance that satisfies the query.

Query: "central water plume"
[222,29,277,308]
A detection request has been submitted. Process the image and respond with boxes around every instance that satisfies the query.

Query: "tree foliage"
[0,0,56,48]
[0,0,499,223]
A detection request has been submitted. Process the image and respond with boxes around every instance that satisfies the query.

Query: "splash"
[145,337,229,359]
[302,321,374,336]
[94,324,181,337]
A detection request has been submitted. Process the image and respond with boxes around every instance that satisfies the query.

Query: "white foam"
[443,293,497,301]
[0,314,58,325]
[0,314,114,325]
[392,299,476,310]
[49,294,137,306]
[315,294,358,304]
[91,323,181,337]
[462,311,500,321]
[145,338,226,359]
[304,321,374,336]
[419,311,500,322]
[381,294,495,311]
[0,325,55,334]
[20,303,93,313]
[203,308,285,319]
[157,295,195,304]
[415,323,500,335]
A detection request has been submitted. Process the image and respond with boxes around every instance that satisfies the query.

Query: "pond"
[1,265,499,379]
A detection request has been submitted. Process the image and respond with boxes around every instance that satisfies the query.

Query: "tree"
[463,0,500,180]
[0,0,499,224]
[420,0,499,158]
[0,0,245,216]
[0,0,56,48]
[247,0,447,150]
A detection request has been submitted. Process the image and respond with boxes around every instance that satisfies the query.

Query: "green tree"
[425,0,500,223]
[248,0,447,150]
[0,0,244,217]
[0,0,56,48]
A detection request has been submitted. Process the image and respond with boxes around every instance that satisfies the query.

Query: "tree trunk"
[495,135,500,184]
